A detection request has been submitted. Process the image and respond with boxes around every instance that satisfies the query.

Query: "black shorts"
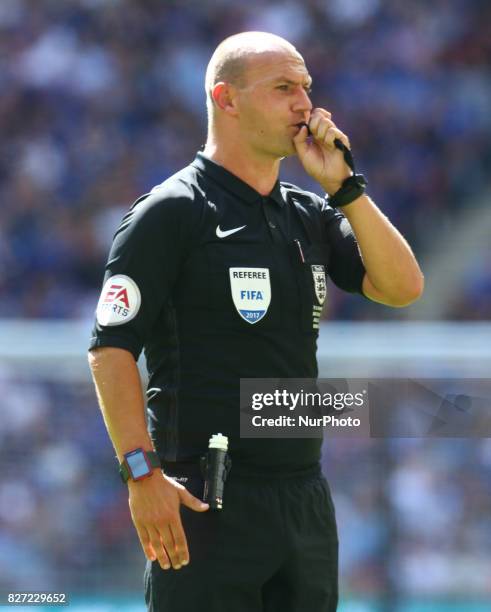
[144,463,338,612]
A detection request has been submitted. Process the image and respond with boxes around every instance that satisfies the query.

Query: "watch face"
[126,449,151,480]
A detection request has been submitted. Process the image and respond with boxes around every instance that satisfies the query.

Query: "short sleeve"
[321,201,366,294]
[88,189,199,360]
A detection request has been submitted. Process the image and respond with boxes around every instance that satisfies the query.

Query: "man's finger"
[292,124,309,156]
[308,108,332,130]
[308,114,321,135]
[169,519,191,567]
[325,127,350,150]
[311,114,337,138]
[315,119,331,142]
[135,523,158,563]
[316,108,332,119]
[159,522,183,569]
[146,525,171,570]
[179,487,210,512]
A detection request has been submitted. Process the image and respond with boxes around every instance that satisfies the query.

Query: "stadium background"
[0,0,490,610]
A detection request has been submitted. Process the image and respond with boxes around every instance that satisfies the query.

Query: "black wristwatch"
[328,173,367,208]
[119,448,161,483]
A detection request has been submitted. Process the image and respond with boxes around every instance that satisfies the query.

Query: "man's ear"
[211,82,239,116]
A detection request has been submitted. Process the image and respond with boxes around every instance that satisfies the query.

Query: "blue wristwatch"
[119,448,161,483]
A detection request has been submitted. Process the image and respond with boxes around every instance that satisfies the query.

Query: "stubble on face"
[236,50,312,160]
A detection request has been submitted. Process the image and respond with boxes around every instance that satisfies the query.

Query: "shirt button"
[268,221,277,229]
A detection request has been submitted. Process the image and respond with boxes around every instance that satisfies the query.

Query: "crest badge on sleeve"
[311,265,327,305]
[229,267,271,324]
[96,274,141,326]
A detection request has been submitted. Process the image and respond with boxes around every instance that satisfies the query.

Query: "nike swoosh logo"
[216,224,246,239]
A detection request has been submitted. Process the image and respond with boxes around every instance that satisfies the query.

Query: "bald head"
[205,31,302,116]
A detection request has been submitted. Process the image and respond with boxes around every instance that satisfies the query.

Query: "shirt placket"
[261,197,288,244]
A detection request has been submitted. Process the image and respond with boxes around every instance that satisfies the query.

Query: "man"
[88,31,423,612]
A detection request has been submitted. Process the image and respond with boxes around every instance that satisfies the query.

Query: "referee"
[88,31,423,612]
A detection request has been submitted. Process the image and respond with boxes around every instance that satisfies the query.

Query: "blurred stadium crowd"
[1,0,491,605]
[0,0,490,321]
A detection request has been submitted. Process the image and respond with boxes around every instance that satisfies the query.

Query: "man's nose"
[293,87,313,116]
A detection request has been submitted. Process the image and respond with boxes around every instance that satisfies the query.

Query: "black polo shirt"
[89,152,366,469]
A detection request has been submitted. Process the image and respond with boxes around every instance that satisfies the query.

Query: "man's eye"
[276,85,289,91]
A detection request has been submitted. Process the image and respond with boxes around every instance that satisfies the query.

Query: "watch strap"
[329,173,368,208]
[119,450,161,483]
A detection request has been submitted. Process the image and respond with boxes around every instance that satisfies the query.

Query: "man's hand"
[293,109,352,195]
[128,471,209,570]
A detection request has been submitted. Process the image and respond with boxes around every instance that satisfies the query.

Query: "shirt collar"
[191,152,285,208]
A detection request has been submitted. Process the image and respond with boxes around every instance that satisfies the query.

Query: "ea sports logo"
[96,274,141,326]
[104,284,130,309]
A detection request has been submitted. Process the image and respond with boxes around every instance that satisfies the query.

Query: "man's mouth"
[295,122,311,135]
